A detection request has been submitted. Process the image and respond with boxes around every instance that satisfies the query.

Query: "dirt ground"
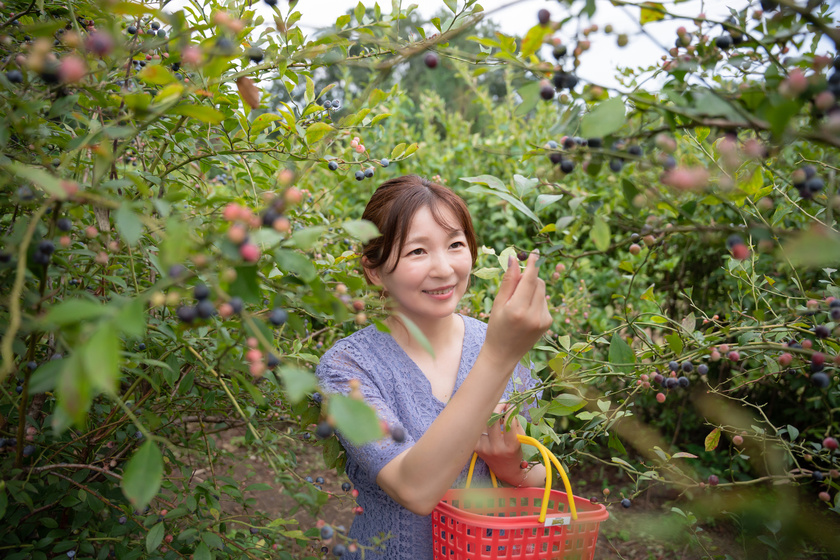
[210,423,822,560]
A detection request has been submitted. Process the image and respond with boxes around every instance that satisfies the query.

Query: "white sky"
[279,0,757,89]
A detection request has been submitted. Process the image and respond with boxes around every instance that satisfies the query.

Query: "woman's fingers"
[495,255,522,307]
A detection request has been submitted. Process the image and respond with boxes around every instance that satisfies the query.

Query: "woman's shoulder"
[321,324,386,361]
[461,314,488,338]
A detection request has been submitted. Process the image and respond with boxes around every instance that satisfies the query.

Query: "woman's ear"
[361,256,383,287]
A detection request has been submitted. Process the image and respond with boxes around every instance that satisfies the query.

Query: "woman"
[316,175,553,558]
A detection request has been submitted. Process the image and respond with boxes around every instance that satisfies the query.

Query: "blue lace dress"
[315,314,540,559]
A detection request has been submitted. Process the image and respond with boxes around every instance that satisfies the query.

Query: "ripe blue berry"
[316,421,334,439]
[328,161,338,171]
[196,300,216,319]
[269,307,288,326]
[380,158,389,167]
[333,544,347,557]
[194,283,210,301]
[697,364,708,375]
[678,376,690,388]
[681,361,693,373]
[57,218,72,231]
[355,170,364,181]
[316,476,325,484]
[621,498,631,508]
[177,305,197,324]
[321,525,334,539]
[230,297,243,315]
[811,372,830,388]
[668,361,679,372]
[341,482,352,492]
[391,426,406,443]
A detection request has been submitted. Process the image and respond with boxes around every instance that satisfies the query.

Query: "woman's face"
[367,204,473,326]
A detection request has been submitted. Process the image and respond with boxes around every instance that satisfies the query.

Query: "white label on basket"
[543,515,571,527]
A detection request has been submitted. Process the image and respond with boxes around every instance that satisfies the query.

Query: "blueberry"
[316,477,325,484]
[627,145,643,157]
[661,155,676,170]
[168,264,186,278]
[811,372,830,388]
[250,527,259,534]
[328,161,338,171]
[802,165,817,179]
[588,138,603,148]
[57,218,72,231]
[151,21,161,30]
[726,234,744,249]
[177,305,197,324]
[262,208,280,227]
[305,476,313,483]
[67,551,76,558]
[16,385,23,394]
[331,100,341,109]
[196,300,216,319]
[316,421,333,439]
[341,482,352,492]
[157,30,166,38]
[537,9,550,25]
[391,426,406,443]
[540,84,555,100]
[609,158,624,172]
[697,364,709,375]
[6,70,23,83]
[193,283,210,301]
[320,525,334,539]
[380,158,389,167]
[549,152,563,165]
[32,251,51,266]
[118,516,127,524]
[332,544,347,557]
[126,25,137,35]
[266,353,280,368]
[681,361,693,373]
[678,376,690,388]
[269,308,288,326]
[546,141,558,150]
[312,392,322,404]
[134,431,143,439]
[552,45,567,59]
[621,498,631,508]
[264,0,278,6]
[806,177,824,194]
[27,361,38,371]
[668,361,679,372]
[715,34,732,50]
[665,377,678,390]
[364,167,374,178]
[355,170,364,181]
[813,471,825,482]
[230,297,243,315]
[424,52,438,69]
[560,160,575,174]
[815,325,829,339]
[0,438,6,448]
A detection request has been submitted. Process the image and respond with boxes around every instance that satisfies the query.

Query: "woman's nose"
[429,249,455,276]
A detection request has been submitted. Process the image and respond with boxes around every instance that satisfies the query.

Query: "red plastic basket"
[432,436,608,559]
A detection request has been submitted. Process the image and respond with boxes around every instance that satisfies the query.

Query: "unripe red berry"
[728,351,740,361]
[779,353,793,367]
[239,243,261,262]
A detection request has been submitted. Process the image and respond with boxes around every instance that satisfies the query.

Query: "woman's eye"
[450,241,465,249]
[408,248,424,256]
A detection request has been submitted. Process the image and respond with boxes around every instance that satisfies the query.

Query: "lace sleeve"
[316,344,415,486]
[506,360,543,422]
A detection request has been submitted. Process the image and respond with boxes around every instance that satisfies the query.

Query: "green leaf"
[590,216,610,252]
[782,227,840,268]
[82,325,121,394]
[787,424,799,441]
[56,353,90,429]
[193,542,212,560]
[42,299,106,327]
[665,333,683,355]
[342,219,380,243]
[536,194,563,212]
[146,522,165,553]
[335,14,351,28]
[521,24,551,58]
[305,122,334,145]
[200,532,224,550]
[640,2,665,24]
[115,298,146,338]
[355,1,366,23]
[680,313,696,336]
[444,0,458,13]
[608,431,627,455]
[704,428,721,451]
[277,366,318,403]
[641,284,656,302]
[121,440,163,510]
[250,113,281,137]
[514,81,541,117]
[229,265,261,305]
[460,174,505,191]
[292,226,327,250]
[547,394,586,416]
[5,162,66,199]
[328,394,383,445]
[395,312,435,358]
[390,143,406,159]
[473,267,501,280]
[580,97,626,138]
[138,65,175,85]
[115,205,143,246]
[171,105,224,124]
[608,332,635,374]
[28,359,63,393]
[274,249,317,282]
[465,186,539,223]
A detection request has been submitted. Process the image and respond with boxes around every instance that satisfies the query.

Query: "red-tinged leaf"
[705,428,721,451]
[236,76,260,109]
[671,452,698,460]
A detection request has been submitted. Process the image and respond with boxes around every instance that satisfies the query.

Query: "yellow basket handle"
[465,434,578,523]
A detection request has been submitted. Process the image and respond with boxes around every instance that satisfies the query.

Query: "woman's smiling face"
[367,204,473,326]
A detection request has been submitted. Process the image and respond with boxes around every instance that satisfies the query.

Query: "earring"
[380,290,389,311]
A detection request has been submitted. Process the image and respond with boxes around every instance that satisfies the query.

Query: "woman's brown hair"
[360,175,478,284]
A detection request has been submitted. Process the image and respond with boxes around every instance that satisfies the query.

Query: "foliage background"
[1,0,840,558]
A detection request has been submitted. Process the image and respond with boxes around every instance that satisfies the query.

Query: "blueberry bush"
[2,0,840,558]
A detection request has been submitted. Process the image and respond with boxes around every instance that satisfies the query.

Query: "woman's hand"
[474,404,528,486]
[484,252,553,368]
